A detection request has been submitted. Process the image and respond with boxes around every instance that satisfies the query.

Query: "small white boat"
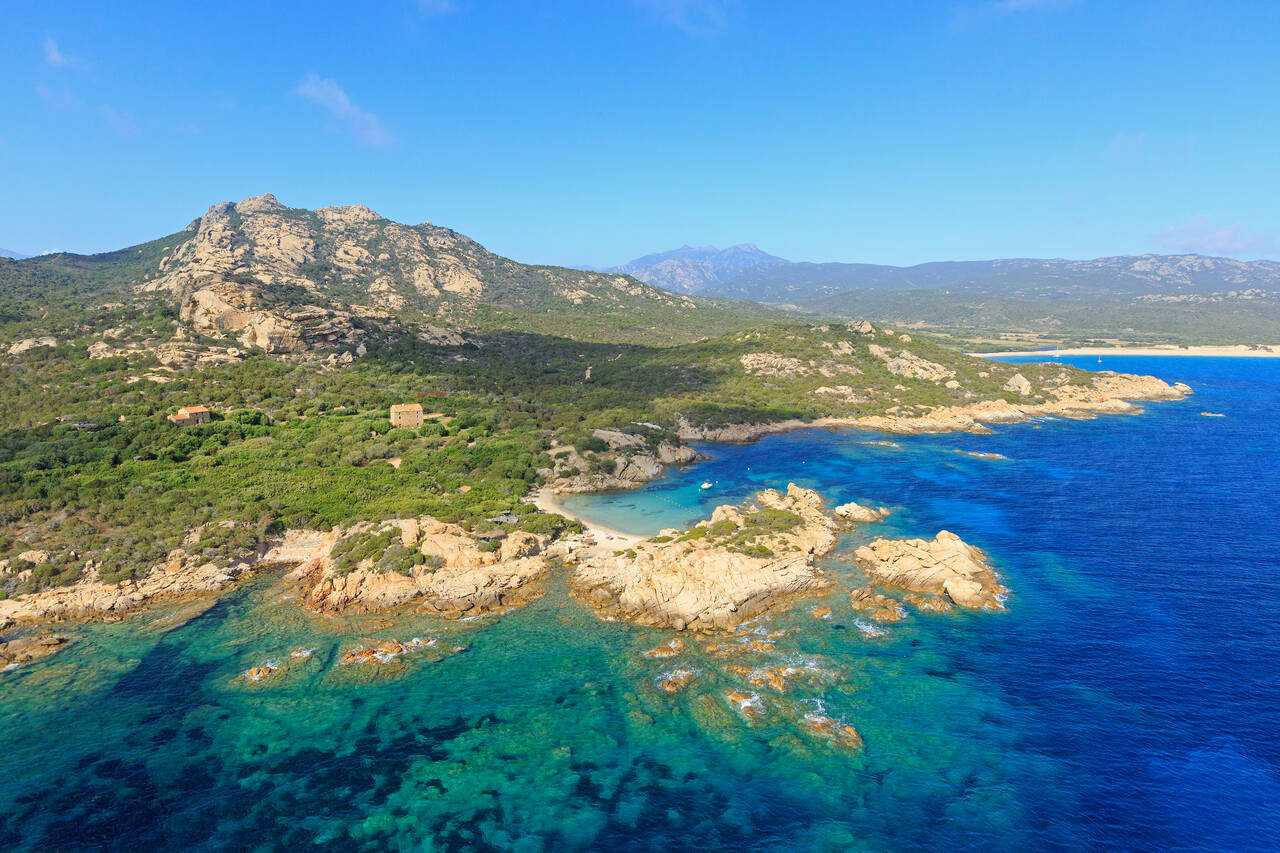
[700,481,713,490]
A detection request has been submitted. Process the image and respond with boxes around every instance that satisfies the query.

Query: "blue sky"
[2,0,1278,265]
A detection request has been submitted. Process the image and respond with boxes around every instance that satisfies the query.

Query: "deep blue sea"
[2,356,1278,851]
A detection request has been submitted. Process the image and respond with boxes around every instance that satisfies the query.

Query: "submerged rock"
[657,668,697,693]
[803,713,863,750]
[242,665,279,682]
[0,632,69,669]
[848,585,907,622]
[902,592,954,613]
[854,531,1006,610]
[727,664,805,694]
[724,690,765,720]
[642,637,685,659]
[340,637,433,665]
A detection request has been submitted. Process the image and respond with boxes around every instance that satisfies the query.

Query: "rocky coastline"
[0,367,1188,630]
[573,485,846,630]
[0,519,554,626]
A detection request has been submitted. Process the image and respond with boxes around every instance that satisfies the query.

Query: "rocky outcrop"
[854,531,1006,610]
[1003,372,1033,395]
[0,631,70,668]
[137,193,696,351]
[869,344,955,382]
[550,430,702,493]
[6,337,56,356]
[178,280,359,354]
[572,484,838,630]
[296,520,549,617]
[832,501,890,523]
[0,550,257,623]
[849,585,906,621]
[740,352,811,377]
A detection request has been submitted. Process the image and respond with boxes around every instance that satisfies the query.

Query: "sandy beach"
[971,345,1280,359]
[530,489,646,547]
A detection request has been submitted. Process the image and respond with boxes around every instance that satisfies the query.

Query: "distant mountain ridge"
[0,248,27,260]
[603,244,786,294]
[608,245,1280,304]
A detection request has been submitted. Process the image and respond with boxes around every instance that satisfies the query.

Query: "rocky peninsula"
[573,484,843,630]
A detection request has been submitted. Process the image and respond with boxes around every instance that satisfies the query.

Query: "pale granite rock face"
[1003,372,1034,396]
[854,530,1006,610]
[6,337,56,356]
[869,344,956,382]
[296,521,550,617]
[832,502,890,523]
[571,484,838,630]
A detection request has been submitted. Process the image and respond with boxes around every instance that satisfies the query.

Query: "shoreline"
[530,489,646,546]
[970,345,1280,359]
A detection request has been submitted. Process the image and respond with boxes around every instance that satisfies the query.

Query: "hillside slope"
[0,194,783,351]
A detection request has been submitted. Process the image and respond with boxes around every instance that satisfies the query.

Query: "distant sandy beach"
[971,345,1280,359]
[530,489,646,546]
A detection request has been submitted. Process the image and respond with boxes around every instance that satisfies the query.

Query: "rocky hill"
[0,194,782,351]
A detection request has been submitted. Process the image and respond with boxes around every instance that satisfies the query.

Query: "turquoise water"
[3,356,1278,850]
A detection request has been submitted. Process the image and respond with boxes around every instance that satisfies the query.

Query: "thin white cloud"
[632,0,735,35]
[98,105,141,138]
[990,0,1077,13]
[1157,216,1274,257]
[953,0,1079,27]
[35,84,78,109]
[1101,131,1146,161]
[43,37,80,68]
[294,74,395,147]
[415,0,458,13]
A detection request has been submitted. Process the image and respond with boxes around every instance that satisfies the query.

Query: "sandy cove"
[530,490,645,546]
[972,345,1280,358]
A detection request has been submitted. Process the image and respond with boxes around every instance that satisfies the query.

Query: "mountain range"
[0,249,27,260]
[604,245,1280,303]
[600,244,1280,344]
